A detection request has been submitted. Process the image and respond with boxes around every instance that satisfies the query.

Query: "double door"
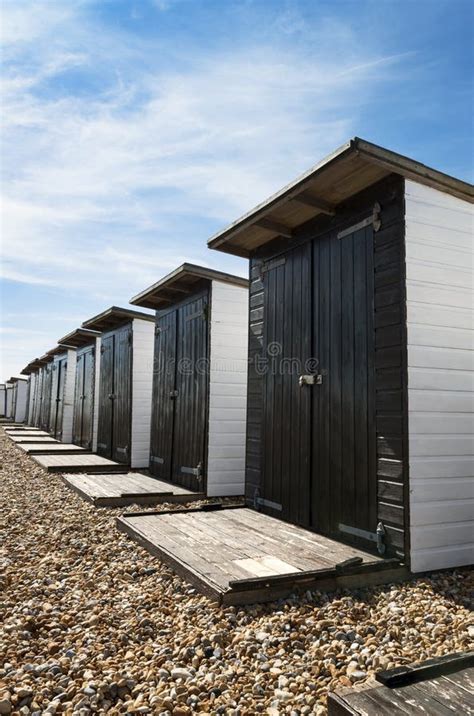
[39,365,53,431]
[73,345,95,448]
[97,324,132,464]
[150,291,209,490]
[50,356,67,438]
[261,224,377,546]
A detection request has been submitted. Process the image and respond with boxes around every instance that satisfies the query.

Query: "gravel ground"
[0,429,472,715]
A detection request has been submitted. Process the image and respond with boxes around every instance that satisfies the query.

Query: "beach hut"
[81,307,155,467]
[44,345,77,441]
[130,264,249,496]
[5,381,14,420]
[21,358,46,426]
[0,384,6,417]
[206,137,474,573]
[9,377,28,423]
[57,328,101,450]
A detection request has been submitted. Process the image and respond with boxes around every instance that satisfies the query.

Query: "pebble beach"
[1,430,472,715]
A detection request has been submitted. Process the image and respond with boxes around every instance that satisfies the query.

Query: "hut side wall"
[207,280,249,496]
[130,318,154,468]
[92,336,101,452]
[14,380,28,422]
[405,181,474,572]
[245,176,409,559]
[0,385,6,417]
[5,384,14,418]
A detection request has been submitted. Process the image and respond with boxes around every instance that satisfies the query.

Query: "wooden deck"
[117,506,407,605]
[5,429,48,436]
[32,453,127,473]
[62,472,205,507]
[328,653,474,715]
[10,435,58,443]
[18,443,89,455]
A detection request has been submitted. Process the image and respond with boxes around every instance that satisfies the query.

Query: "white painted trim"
[92,336,101,452]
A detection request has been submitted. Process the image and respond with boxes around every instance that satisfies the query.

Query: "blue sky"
[1,0,473,379]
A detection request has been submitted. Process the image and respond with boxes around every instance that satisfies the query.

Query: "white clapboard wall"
[131,318,154,468]
[0,384,6,417]
[14,380,28,423]
[405,180,474,572]
[91,336,101,453]
[207,280,249,496]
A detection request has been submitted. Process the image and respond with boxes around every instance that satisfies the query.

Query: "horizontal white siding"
[406,180,474,572]
[5,384,14,418]
[131,318,154,468]
[0,385,6,417]
[207,281,248,496]
[92,337,101,452]
[14,380,28,422]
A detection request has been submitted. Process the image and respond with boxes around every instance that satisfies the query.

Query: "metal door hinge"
[337,202,382,239]
[181,462,203,483]
[298,374,323,387]
[338,522,386,555]
[155,326,161,336]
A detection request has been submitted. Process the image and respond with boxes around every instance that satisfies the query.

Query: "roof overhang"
[46,344,74,359]
[130,263,248,310]
[21,357,48,374]
[8,376,26,383]
[57,327,101,348]
[208,137,474,257]
[82,305,155,332]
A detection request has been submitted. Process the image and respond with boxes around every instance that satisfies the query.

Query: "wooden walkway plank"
[33,453,126,473]
[18,443,88,455]
[118,507,406,605]
[61,472,203,507]
[9,435,58,443]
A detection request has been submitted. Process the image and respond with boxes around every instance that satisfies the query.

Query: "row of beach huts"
[3,138,473,605]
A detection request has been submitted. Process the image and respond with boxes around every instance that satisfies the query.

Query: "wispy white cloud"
[0,0,414,376]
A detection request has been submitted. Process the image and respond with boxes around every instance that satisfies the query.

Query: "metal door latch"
[169,389,179,399]
[108,393,116,400]
[299,374,323,387]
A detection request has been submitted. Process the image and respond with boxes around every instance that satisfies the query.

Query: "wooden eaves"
[81,306,155,332]
[57,327,101,349]
[130,263,248,310]
[207,137,474,257]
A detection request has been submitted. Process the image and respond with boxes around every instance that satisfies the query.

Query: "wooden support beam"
[255,218,293,238]
[292,191,336,215]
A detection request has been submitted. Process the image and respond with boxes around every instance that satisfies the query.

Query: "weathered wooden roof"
[57,327,100,348]
[46,345,74,358]
[7,376,27,383]
[130,263,248,310]
[82,305,155,332]
[21,357,48,374]
[208,137,474,257]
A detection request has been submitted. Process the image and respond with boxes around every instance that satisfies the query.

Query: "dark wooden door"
[172,293,209,490]
[40,365,53,432]
[33,370,42,426]
[51,357,67,438]
[72,352,84,445]
[312,225,377,542]
[97,333,114,458]
[261,244,312,526]
[149,311,177,480]
[260,228,376,545]
[81,347,95,449]
[112,325,132,464]
[73,347,95,448]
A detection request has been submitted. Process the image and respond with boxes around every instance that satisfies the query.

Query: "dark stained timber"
[246,176,408,559]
